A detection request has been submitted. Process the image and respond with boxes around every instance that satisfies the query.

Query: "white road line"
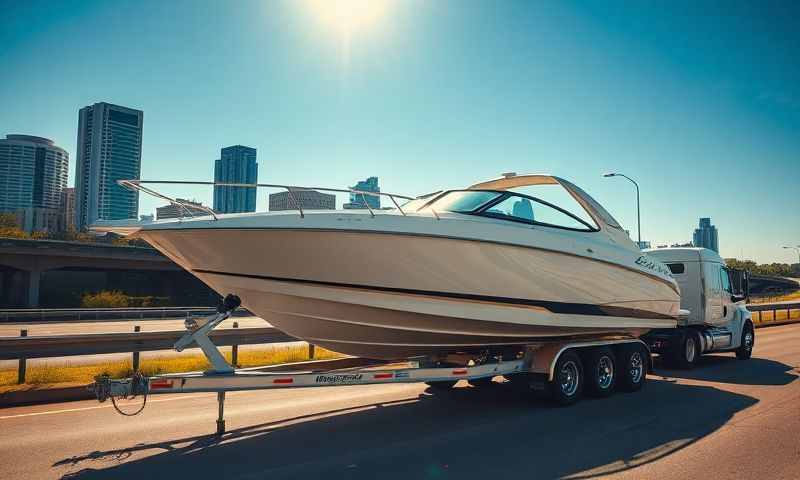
[0,393,206,420]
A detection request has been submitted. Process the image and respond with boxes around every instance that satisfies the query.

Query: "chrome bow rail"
[117,179,416,220]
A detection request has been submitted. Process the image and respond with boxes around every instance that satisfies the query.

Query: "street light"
[603,172,641,246]
[783,246,800,264]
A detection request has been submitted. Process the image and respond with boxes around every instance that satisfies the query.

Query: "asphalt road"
[0,323,798,480]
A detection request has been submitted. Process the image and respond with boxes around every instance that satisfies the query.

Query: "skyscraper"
[0,134,69,212]
[343,176,380,209]
[213,145,258,213]
[269,190,335,211]
[0,134,69,232]
[60,187,75,232]
[75,102,143,229]
[693,217,719,253]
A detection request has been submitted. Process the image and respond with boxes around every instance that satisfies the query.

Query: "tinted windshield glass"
[483,194,595,230]
[424,191,501,212]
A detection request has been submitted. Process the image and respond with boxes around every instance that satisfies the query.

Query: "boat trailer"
[91,295,529,435]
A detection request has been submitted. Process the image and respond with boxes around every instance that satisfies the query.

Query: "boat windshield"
[416,189,598,232]
[419,191,502,213]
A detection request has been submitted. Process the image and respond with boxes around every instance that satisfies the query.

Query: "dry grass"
[0,344,342,388]
[751,307,800,325]
[749,291,800,304]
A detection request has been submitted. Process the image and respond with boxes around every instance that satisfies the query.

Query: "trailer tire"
[550,350,584,406]
[672,330,701,369]
[617,343,647,392]
[584,347,617,398]
[736,323,754,360]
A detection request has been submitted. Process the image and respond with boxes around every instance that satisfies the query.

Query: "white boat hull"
[140,226,679,360]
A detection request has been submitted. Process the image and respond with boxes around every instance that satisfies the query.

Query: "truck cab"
[642,247,754,368]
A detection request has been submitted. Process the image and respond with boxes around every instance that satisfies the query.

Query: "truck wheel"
[584,347,616,398]
[550,350,584,406]
[426,380,458,391]
[736,323,754,360]
[673,330,701,369]
[617,343,648,392]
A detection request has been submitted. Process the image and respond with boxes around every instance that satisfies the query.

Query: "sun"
[304,0,390,37]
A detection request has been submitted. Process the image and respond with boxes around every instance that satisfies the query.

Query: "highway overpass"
[0,238,213,308]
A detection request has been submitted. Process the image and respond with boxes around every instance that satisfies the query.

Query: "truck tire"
[617,343,648,392]
[584,347,617,398]
[736,323,755,360]
[550,349,584,406]
[672,330,701,369]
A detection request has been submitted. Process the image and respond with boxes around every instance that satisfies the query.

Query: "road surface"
[0,323,798,480]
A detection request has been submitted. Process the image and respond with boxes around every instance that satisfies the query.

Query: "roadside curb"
[1,385,92,407]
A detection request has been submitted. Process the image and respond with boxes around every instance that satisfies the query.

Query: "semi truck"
[642,247,754,368]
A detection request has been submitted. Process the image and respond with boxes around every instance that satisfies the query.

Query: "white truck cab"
[642,247,754,368]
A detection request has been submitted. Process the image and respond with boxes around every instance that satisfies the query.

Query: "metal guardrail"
[0,307,252,323]
[0,326,296,360]
[747,301,800,325]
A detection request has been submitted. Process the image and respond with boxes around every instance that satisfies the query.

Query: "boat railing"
[117,179,416,220]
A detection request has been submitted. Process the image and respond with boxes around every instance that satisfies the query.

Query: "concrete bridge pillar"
[26,269,41,308]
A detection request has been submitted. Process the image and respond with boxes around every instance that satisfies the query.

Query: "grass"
[749,291,800,304]
[751,307,800,325]
[0,344,342,389]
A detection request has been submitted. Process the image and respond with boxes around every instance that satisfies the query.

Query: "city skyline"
[2,1,799,263]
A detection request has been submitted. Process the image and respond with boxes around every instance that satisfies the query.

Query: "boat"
[94,174,680,360]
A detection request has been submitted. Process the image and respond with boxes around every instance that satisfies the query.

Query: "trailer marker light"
[273,378,294,384]
[150,379,174,389]
[373,373,394,379]
[452,369,468,375]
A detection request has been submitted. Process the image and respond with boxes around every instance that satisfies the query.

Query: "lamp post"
[784,246,800,264]
[603,172,641,247]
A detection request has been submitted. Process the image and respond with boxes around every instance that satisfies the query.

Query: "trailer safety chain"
[93,371,149,416]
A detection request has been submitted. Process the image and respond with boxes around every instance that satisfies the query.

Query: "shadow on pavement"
[653,355,799,386]
[56,377,758,480]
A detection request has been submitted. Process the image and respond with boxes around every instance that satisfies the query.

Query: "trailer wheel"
[672,330,701,369]
[736,323,754,360]
[617,343,647,392]
[426,380,458,391]
[584,347,616,398]
[550,350,583,406]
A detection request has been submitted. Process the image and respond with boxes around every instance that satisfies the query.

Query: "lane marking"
[0,393,206,420]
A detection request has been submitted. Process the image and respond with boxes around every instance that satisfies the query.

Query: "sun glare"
[305,0,390,36]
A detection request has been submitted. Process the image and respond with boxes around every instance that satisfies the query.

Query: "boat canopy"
[468,174,624,231]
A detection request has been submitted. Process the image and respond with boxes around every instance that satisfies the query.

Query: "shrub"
[81,290,130,308]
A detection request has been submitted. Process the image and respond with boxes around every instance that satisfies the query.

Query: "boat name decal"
[315,373,364,384]
[635,256,672,277]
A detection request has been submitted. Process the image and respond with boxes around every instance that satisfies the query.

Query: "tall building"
[60,187,75,232]
[343,176,380,209]
[693,217,719,253]
[213,145,257,213]
[269,190,335,211]
[75,102,143,229]
[156,198,210,220]
[0,134,69,232]
[0,134,69,212]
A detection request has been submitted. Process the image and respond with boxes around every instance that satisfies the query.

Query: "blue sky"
[1,0,798,263]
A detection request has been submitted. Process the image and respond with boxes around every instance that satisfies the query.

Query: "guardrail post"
[17,329,27,384]
[231,321,239,367]
[132,325,141,371]
[309,343,315,360]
